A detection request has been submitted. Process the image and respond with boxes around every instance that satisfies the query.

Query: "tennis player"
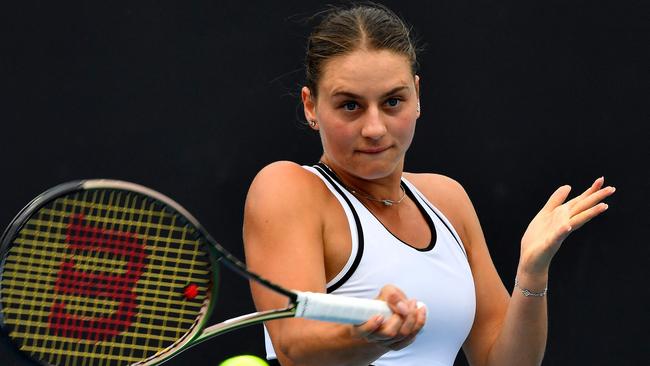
[243,3,615,366]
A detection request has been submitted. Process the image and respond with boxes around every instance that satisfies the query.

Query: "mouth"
[357,145,391,154]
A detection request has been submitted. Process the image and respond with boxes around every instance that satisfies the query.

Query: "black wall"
[1,1,647,365]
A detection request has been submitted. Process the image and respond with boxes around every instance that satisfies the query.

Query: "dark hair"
[305,2,419,97]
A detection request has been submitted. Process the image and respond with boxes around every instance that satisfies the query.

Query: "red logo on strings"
[48,214,148,341]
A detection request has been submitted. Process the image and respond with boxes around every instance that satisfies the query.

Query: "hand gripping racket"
[0,180,395,366]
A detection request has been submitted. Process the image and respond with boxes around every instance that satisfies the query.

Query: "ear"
[301,86,318,128]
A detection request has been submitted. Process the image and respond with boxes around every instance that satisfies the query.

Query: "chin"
[354,161,401,180]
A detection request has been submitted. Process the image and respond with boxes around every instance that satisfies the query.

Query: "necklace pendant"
[382,200,393,206]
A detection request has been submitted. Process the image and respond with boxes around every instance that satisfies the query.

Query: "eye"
[385,98,401,107]
[342,101,359,111]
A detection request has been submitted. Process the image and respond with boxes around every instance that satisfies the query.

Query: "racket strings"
[1,190,213,365]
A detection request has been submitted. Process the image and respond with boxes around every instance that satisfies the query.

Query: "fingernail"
[603,203,609,210]
[376,315,384,325]
[610,186,616,193]
[397,301,409,314]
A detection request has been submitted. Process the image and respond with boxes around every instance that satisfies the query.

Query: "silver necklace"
[319,162,406,207]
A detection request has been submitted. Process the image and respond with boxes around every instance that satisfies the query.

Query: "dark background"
[1,1,648,365]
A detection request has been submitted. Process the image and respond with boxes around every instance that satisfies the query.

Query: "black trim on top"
[401,182,437,252]
[317,163,437,252]
[412,189,467,258]
[313,164,365,294]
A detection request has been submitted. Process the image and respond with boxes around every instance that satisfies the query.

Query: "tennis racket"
[0,179,395,366]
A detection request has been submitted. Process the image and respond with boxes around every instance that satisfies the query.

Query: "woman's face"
[303,49,420,181]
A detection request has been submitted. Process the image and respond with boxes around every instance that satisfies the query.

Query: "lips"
[357,145,391,154]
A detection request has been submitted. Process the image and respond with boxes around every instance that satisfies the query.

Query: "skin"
[243,48,615,366]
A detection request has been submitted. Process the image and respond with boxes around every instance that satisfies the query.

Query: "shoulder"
[245,161,329,217]
[243,162,334,299]
[403,172,476,247]
[248,161,315,189]
[247,161,324,196]
[403,172,471,209]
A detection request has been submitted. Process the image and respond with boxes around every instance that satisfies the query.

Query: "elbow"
[275,331,340,366]
[488,350,546,366]
[273,332,311,366]
[277,340,322,366]
[277,340,297,366]
[267,320,323,366]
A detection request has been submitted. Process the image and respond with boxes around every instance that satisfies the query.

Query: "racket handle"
[295,291,425,325]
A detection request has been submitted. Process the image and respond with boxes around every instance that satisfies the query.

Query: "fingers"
[569,202,609,231]
[354,314,385,339]
[388,302,427,350]
[375,300,416,341]
[569,185,615,217]
[520,177,614,273]
[373,299,424,350]
[566,177,604,209]
[396,300,418,338]
[542,185,572,212]
[377,285,407,306]
[554,179,614,238]
[353,286,426,350]
[385,292,420,340]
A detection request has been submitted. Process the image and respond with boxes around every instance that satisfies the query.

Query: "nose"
[360,107,387,140]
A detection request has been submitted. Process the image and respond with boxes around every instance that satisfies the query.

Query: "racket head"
[0,180,220,366]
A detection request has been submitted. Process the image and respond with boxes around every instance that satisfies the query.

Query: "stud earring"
[416,101,421,114]
[309,120,317,128]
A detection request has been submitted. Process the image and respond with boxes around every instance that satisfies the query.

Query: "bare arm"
[479,178,614,366]
[243,162,426,366]
[408,174,614,366]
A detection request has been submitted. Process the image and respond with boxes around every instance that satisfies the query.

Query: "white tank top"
[263,164,476,366]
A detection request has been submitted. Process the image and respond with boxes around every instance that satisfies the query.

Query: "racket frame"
[0,180,224,366]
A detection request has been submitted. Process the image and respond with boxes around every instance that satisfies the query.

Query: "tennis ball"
[218,355,269,366]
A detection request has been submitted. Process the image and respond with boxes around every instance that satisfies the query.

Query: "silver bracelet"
[515,278,548,297]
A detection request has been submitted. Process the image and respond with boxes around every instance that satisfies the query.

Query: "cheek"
[326,128,354,149]
[393,114,418,143]
[319,122,355,152]
[317,110,352,144]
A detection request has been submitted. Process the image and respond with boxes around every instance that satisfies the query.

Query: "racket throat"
[194,306,296,345]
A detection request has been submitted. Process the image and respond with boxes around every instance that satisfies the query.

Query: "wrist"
[514,270,549,297]
[517,250,552,277]
[514,277,548,297]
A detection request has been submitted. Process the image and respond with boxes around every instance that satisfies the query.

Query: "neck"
[318,160,404,206]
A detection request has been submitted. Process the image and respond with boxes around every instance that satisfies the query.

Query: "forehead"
[318,49,414,97]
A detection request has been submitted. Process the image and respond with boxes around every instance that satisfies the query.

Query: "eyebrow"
[330,86,410,99]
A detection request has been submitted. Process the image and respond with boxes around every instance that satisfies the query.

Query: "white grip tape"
[294,291,392,324]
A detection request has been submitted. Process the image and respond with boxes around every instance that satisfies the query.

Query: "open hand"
[520,177,615,274]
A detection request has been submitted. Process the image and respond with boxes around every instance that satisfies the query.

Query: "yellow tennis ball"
[218,355,269,366]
